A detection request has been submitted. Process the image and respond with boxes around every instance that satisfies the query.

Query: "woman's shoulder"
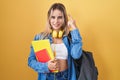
[33,32,44,40]
[34,32,49,40]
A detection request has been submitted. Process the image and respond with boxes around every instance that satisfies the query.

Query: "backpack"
[73,50,98,80]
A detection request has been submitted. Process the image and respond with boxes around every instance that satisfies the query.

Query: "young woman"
[28,3,82,80]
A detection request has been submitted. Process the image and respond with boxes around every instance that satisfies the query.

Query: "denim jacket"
[28,29,82,80]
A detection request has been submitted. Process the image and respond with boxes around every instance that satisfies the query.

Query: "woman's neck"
[53,38,63,44]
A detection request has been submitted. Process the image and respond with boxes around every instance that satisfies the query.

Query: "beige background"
[0,0,120,80]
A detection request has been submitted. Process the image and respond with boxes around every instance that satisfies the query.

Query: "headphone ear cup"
[52,30,58,38]
[52,30,63,38]
[58,30,63,38]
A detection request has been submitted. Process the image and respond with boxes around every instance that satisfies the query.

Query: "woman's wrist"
[69,26,77,31]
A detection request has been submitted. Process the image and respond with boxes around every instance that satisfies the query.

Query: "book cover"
[32,39,54,60]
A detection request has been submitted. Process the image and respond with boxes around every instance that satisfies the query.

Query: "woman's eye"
[51,16,55,19]
[51,16,63,19]
[58,16,63,19]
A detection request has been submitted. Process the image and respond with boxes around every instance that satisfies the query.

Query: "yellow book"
[31,39,54,60]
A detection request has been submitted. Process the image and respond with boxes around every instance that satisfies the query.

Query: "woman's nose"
[54,18,58,24]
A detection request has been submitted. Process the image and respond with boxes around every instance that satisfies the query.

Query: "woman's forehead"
[50,9,63,16]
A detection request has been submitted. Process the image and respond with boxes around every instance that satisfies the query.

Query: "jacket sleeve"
[70,29,82,59]
[28,34,50,73]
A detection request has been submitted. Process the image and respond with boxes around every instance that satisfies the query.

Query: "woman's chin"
[53,27,61,30]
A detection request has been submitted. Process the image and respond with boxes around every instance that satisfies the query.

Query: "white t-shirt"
[51,43,68,60]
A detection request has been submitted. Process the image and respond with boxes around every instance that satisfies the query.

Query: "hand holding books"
[48,59,59,71]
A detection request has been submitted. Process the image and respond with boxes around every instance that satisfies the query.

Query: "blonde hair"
[43,3,69,37]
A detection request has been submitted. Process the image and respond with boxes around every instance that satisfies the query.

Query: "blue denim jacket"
[28,29,82,80]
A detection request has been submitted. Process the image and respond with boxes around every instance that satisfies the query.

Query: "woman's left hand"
[67,15,77,30]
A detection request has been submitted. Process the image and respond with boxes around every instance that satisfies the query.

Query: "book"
[31,39,54,61]
[35,49,50,62]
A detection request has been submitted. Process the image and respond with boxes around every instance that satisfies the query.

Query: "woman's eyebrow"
[51,16,55,18]
[58,16,63,18]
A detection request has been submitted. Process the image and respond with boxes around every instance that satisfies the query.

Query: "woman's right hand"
[48,59,58,70]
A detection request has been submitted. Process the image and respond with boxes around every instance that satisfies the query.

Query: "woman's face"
[50,9,64,31]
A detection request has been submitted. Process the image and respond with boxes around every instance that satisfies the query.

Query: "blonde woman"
[28,3,82,80]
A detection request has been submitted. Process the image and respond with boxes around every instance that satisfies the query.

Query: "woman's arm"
[28,34,50,73]
[67,15,83,59]
[70,29,82,59]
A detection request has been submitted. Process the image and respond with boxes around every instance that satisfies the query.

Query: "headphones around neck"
[52,30,64,38]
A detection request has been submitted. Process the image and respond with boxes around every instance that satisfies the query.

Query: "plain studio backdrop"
[0,0,120,80]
